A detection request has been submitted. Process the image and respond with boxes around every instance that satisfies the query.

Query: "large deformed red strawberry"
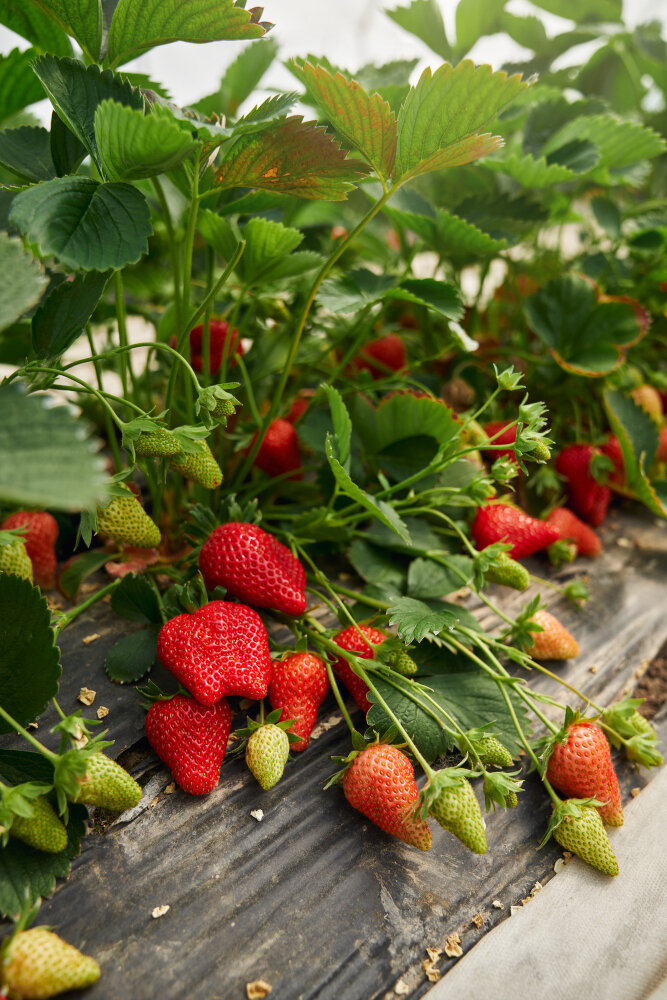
[199,522,307,616]
[157,601,272,704]
[145,694,232,794]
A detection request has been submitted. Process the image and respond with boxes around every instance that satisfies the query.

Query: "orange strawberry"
[527,610,580,660]
[545,507,602,557]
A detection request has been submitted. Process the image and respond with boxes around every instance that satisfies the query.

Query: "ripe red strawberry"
[550,800,618,875]
[269,652,329,751]
[246,723,291,789]
[177,319,242,373]
[1,927,100,997]
[472,503,559,559]
[658,427,667,463]
[286,394,313,424]
[199,522,307,616]
[145,694,232,795]
[600,435,625,487]
[252,419,302,480]
[555,444,611,526]
[482,420,517,464]
[157,600,272,704]
[545,507,602,557]
[352,333,407,379]
[1,511,58,589]
[331,625,386,713]
[342,744,432,850]
[527,610,580,660]
[73,753,142,812]
[546,721,623,825]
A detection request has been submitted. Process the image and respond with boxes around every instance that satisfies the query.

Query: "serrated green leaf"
[390,278,463,319]
[350,392,460,457]
[0,383,106,510]
[32,270,110,358]
[387,207,507,258]
[394,61,529,184]
[604,389,665,517]
[525,276,640,376]
[348,538,407,591]
[214,116,369,200]
[0,1,73,56]
[50,110,86,177]
[296,62,397,179]
[33,56,144,171]
[455,0,506,58]
[195,36,278,118]
[318,268,461,319]
[386,0,452,61]
[26,0,102,60]
[322,384,352,468]
[500,12,547,51]
[0,323,31,366]
[0,233,48,334]
[10,176,152,272]
[484,150,576,186]
[105,627,159,683]
[386,597,461,644]
[0,127,56,182]
[367,517,444,556]
[107,0,267,68]
[95,100,196,181]
[239,216,303,283]
[198,209,239,261]
[110,573,161,624]
[0,575,60,734]
[58,549,113,600]
[254,250,321,282]
[0,49,45,125]
[542,114,666,177]
[407,555,472,599]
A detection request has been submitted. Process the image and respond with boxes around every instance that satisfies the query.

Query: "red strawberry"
[145,694,232,795]
[555,444,611,526]
[253,419,303,479]
[482,420,517,464]
[658,427,667,463]
[286,393,314,424]
[527,610,580,660]
[178,319,242,373]
[600,435,625,487]
[472,503,559,559]
[157,600,272,704]
[269,652,329,751]
[342,744,432,850]
[1,511,58,589]
[546,721,623,825]
[545,507,602,557]
[199,522,307,616]
[352,333,407,379]
[331,625,386,713]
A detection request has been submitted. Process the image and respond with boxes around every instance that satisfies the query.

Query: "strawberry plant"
[0,0,664,987]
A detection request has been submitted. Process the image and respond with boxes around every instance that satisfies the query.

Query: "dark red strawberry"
[199,522,307,616]
[555,444,611,526]
[545,507,602,557]
[157,600,272,704]
[269,652,329,751]
[482,420,517,464]
[472,503,559,559]
[145,695,232,794]
[2,511,58,589]
[352,333,407,379]
[600,435,625,487]
[253,419,303,479]
[658,427,667,463]
[286,392,314,424]
[546,721,623,826]
[189,319,242,373]
[331,625,386,713]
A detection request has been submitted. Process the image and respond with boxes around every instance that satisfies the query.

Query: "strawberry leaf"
[0,48,45,125]
[110,573,162,624]
[322,384,352,469]
[24,0,102,61]
[32,270,110,359]
[387,597,460,643]
[604,389,666,518]
[295,62,397,180]
[95,99,196,181]
[407,556,473,599]
[0,126,56,182]
[214,116,369,200]
[385,0,452,61]
[0,233,48,334]
[105,627,159,683]
[0,2,73,57]
[387,207,507,258]
[393,61,530,184]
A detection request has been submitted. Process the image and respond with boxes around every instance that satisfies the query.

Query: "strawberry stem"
[0,705,58,763]
[53,580,121,637]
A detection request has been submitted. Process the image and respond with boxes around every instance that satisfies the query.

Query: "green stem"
[151,176,182,331]
[498,683,560,806]
[0,705,57,762]
[53,580,121,637]
[87,324,122,471]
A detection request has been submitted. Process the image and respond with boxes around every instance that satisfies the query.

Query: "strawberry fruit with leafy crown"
[269,652,329,751]
[555,444,611,526]
[352,332,407,379]
[252,418,303,480]
[145,694,232,795]
[341,744,432,850]
[484,552,530,590]
[472,503,559,559]
[134,427,181,458]
[421,769,487,854]
[548,799,618,875]
[331,625,386,713]
[1,927,100,998]
[186,319,242,373]
[199,522,307,616]
[157,600,272,704]
[245,722,291,790]
[1,512,58,589]
[527,610,580,660]
[72,752,142,812]
[96,486,161,549]
[546,720,623,825]
[545,507,602,557]
[168,439,223,489]
[9,797,68,854]
[0,533,32,583]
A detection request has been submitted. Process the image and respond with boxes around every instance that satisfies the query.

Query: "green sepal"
[418,764,475,820]
[136,679,189,709]
[548,539,577,566]
[483,770,523,812]
[539,796,604,848]
[0,781,53,846]
[195,383,241,428]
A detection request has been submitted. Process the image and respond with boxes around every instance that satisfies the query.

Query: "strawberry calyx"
[417,765,476,821]
[482,769,523,811]
[0,781,54,847]
[547,539,577,565]
[231,708,302,756]
[539,796,605,847]
[325,729,404,788]
[196,383,241,427]
[137,679,192,709]
[599,697,663,767]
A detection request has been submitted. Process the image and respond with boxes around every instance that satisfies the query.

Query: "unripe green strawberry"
[96,488,161,548]
[383,648,418,676]
[1,927,100,998]
[73,753,141,812]
[168,440,223,489]
[10,798,68,854]
[476,736,513,767]
[428,776,487,854]
[551,801,618,876]
[0,536,33,582]
[245,723,290,790]
[507,791,518,808]
[484,553,529,591]
[134,428,181,458]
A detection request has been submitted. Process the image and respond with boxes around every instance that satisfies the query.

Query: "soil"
[633,638,667,719]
